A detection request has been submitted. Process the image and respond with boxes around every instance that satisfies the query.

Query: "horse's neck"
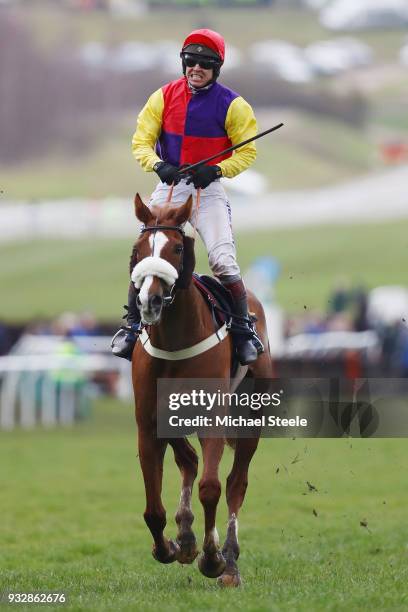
[148,284,211,350]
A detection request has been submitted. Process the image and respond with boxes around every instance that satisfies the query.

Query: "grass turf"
[0,219,407,322]
[1,398,407,611]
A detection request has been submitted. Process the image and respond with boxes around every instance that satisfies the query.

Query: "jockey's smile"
[185,63,213,88]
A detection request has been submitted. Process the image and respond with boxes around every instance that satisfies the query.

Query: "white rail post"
[0,372,20,431]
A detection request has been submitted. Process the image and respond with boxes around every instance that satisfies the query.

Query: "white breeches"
[149,179,241,281]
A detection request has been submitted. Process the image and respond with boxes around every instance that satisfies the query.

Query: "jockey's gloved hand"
[186,165,222,190]
[154,161,181,186]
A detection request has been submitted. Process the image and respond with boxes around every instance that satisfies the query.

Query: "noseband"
[139,224,185,307]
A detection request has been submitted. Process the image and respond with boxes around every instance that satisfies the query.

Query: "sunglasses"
[182,53,219,70]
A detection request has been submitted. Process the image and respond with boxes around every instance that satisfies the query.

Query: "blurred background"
[1,6,408,610]
[1,0,408,429]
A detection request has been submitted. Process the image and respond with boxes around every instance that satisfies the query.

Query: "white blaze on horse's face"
[149,232,168,259]
[131,231,179,325]
[138,234,167,322]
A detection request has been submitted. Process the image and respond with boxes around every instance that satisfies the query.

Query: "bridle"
[140,225,185,237]
[138,224,186,307]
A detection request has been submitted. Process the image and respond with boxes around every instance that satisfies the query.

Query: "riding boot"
[221,278,263,366]
[111,283,141,361]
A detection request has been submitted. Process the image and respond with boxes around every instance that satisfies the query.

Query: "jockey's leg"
[111,282,141,361]
[195,182,263,366]
[218,276,262,365]
[219,276,259,365]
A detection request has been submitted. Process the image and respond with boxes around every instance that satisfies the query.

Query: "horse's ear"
[134,193,154,225]
[173,195,193,226]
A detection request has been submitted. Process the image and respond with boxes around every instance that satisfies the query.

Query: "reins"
[166,180,201,238]
[166,183,174,203]
[192,188,201,240]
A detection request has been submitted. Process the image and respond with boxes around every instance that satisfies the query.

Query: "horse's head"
[130,193,195,325]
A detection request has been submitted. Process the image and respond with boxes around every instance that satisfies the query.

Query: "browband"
[141,225,185,237]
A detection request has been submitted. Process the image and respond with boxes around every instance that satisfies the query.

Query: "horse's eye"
[174,244,183,255]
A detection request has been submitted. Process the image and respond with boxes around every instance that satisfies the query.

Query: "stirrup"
[247,315,264,355]
[111,323,141,343]
[111,324,141,361]
[236,337,258,366]
[251,330,264,355]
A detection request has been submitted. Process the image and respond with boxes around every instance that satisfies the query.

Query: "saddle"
[192,273,262,376]
[192,273,239,376]
[192,273,234,328]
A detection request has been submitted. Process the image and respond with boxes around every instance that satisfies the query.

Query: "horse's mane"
[177,236,195,289]
[129,242,138,275]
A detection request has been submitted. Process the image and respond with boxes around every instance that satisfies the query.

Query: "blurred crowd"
[285,280,408,376]
[1,284,408,375]
[0,312,104,356]
[25,311,102,338]
[285,279,370,336]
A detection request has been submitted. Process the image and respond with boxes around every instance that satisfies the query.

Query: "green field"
[0,219,407,322]
[1,399,407,611]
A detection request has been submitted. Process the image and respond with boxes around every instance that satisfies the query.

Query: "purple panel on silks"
[157,131,183,166]
[184,83,239,138]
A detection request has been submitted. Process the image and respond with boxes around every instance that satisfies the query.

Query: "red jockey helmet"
[181,29,225,63]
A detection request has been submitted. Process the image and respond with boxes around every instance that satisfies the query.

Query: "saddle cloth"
[192,273,234,326]
[192,273,240,377]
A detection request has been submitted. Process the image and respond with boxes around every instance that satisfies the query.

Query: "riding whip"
[179,122,284,175]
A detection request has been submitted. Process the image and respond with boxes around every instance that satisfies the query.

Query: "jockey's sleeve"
[132,88,164,171]
[218,97,258,178]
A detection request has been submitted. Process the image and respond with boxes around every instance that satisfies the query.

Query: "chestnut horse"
[131,193,273,586]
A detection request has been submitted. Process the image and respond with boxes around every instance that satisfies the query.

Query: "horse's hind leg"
[169,438,199,564]
[197,437,226,578]
[138,429,179,564]
[218,436,260,587]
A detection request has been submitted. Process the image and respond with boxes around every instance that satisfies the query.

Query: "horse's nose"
[148,294,163,312]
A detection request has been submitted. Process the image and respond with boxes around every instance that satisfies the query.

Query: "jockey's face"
[186,63,213,88]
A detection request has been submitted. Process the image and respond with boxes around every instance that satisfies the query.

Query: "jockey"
[112,28,263,365]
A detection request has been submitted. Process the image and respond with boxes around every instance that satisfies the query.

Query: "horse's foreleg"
[138,429,179,564]
[197,437,226,578]
[218,437,260,587]
[169,438,199,564]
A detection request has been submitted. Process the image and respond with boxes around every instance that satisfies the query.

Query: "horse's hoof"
[198,551,226,578]
[152,539,180,564]
[176,532,199,565]
[217,571,242,588]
